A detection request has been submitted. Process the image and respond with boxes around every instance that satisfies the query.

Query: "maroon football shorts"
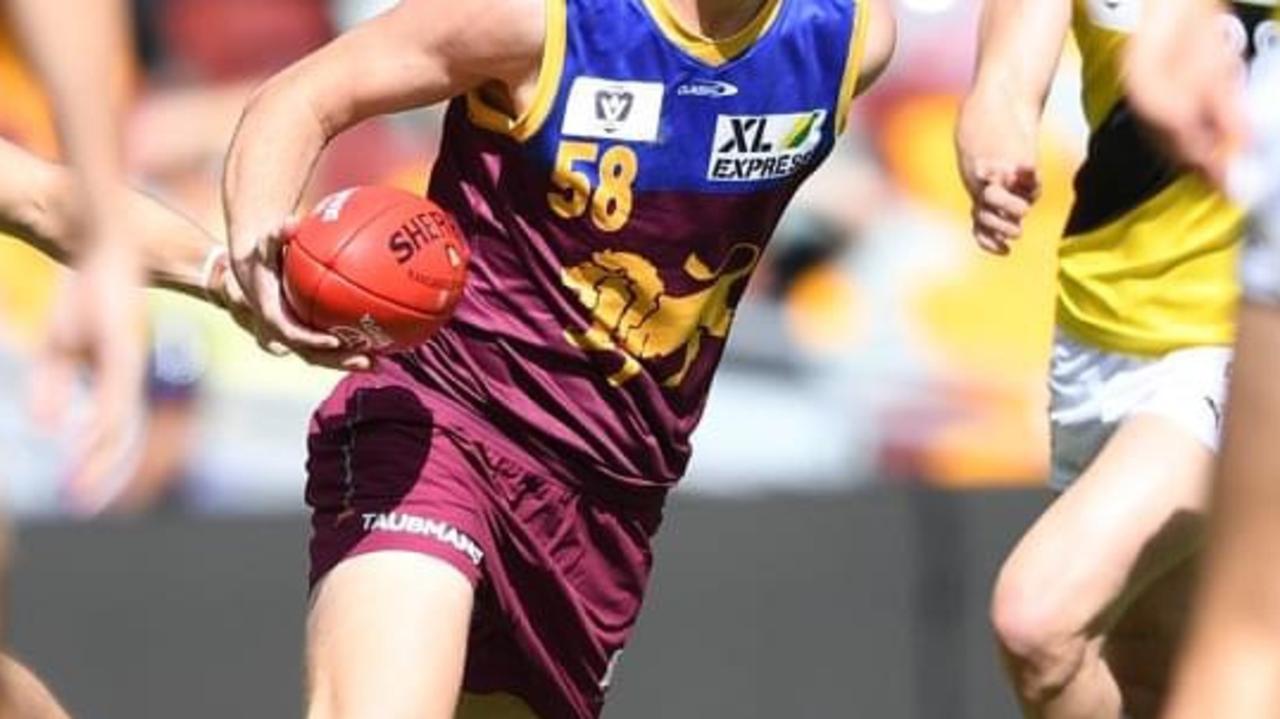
[306,363,665,718]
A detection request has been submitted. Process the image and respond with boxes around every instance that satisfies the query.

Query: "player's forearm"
[971,0,1068,110]
[223,76,331,257]
[8,0,132,250]
[960,0,1068,139]
[1,140,218,298]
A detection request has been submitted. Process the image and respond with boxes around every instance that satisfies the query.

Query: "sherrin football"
[282,186,469,353]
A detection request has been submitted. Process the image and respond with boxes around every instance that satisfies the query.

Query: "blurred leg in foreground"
[1123,2,1280,715]
[1161,306,1280,719]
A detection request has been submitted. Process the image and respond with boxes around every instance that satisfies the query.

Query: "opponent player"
[222,0,894,715]
[6,0,148,495]
[2,1,142,714]
[1125,1,1280,717]
[956,0,1263,715]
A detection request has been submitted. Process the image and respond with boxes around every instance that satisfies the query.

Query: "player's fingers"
[1011,167,1042,202]
[981,183,1032,220]
[975,208,1022,240]
[69,406,130,514]
[28,346,76,430]
[251,268,340,350]
[974,229,1011,256]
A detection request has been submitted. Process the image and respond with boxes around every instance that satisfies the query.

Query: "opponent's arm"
[7,0,131,246]
[1125,0,1242,186]
[0,138,245,316]
[223,0,542,368]
[8,0,151,499]
[955,0,1069,254]
[854,0,897,97]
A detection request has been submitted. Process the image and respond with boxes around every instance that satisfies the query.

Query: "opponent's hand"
[228,220,371,371]
[955,94,1042,256]
[30,238,147,507]
[969,165,1040,255]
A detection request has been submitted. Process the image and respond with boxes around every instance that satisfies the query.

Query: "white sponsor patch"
[361,511,485,565]
[561,77,664,142]
[1083,0,1140,33]
[706,110,827,182]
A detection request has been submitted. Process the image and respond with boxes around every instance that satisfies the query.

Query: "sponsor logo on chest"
[561,76,665,142]
[707,110,827,182]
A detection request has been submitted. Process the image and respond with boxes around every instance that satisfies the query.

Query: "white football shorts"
[1048,331,1231,491]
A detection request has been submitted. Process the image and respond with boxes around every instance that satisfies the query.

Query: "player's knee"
[990,584,1090,699]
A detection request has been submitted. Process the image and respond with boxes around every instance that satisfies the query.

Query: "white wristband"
[200,246,230,304]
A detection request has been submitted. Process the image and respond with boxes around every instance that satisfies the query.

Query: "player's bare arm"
[955,0,1067,254]
[223,0,543,369]
[855,0,896,98]
[0,138,249,324]
[1126,0,1243,186]
[8,0,149,500]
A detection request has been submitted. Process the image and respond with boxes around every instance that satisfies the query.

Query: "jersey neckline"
[637,0,787,68]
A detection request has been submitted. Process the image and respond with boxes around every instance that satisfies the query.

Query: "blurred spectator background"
[0,0,1088,516]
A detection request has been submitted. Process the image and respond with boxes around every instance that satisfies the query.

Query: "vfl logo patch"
[562,77,664,142]
[594,89,635,131]
[676,79,739,98]
[707,110,827,182]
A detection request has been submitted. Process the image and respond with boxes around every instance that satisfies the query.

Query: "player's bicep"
[281,0,544,135]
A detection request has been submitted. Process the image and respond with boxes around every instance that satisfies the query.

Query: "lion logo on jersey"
[561,243,761,387]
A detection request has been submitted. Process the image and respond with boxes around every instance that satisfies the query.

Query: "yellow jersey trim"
[835,0,870,135]
[465,0,567,142]
[639,0,784,66]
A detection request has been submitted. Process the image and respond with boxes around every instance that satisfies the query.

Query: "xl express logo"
[707,110,827,182]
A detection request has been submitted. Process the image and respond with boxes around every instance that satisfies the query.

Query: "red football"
[282,186,469,353]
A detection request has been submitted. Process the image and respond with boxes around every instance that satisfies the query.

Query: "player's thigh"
[995,413,1210,636]
[306,551,475,719]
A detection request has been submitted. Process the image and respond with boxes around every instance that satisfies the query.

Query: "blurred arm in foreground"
[1126,3,1280,718]
[7,0,146,497]
[1125,0,1243,186]
[954,0,1067,254]
[0,137,247,322]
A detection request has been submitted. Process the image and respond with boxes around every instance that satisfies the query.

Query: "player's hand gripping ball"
[282,187,469,353]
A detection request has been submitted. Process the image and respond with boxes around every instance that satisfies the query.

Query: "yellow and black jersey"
[1060,0,1277,355]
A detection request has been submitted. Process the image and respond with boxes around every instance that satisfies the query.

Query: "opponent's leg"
[991,414,1209,718]
[306,551,474,719]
